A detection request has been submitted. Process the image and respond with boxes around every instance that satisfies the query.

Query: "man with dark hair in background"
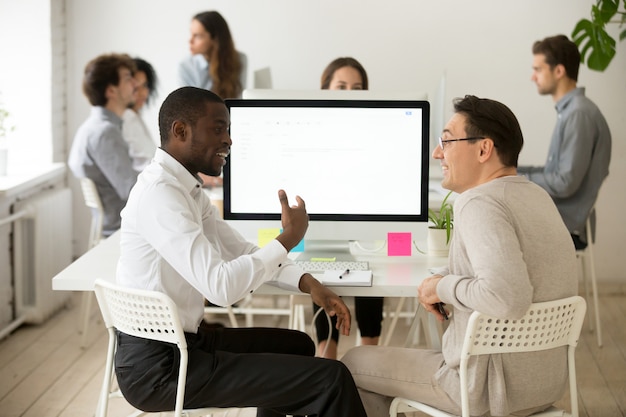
[68,53,139,236]
[518,34,611,249]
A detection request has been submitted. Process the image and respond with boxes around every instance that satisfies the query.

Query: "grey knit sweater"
[435,176,578,416]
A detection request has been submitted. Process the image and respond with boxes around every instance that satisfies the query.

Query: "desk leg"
[382,297,406,346]
[404,305,442,350]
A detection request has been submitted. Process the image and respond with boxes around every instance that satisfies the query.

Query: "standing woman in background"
[178,10,247,99]
[313,57,384,359]
[122,57,158,171]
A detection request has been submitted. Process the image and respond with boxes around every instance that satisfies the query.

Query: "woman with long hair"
[178,11,246,99]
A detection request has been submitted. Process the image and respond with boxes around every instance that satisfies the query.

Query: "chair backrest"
[79,177,104,248]
[93,279,189,416]
[462,295,586,356]
[458,296,587,416]
[94,278,187,347]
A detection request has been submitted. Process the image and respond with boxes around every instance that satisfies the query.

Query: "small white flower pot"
[427,227,452,257]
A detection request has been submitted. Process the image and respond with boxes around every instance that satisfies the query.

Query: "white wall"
[65,0,626,282]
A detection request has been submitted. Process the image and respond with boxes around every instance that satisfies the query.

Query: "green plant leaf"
[572,18,616,71]
[593,0,619,23]
[428,191,454,236]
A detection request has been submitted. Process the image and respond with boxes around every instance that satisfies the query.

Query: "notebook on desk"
[316,270,373,287]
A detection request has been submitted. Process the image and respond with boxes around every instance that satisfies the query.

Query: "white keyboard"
[294,260,369,273]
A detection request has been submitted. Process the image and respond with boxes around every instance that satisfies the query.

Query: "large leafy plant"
[428,190,453,244]
[572,0,626,71]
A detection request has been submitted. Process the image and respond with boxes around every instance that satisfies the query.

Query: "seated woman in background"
[122,57,158,172]
[313,57,384,359]
[320,56,368,90]
[178,10,247,99]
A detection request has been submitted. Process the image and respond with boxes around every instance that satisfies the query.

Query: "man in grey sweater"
[342,95,578,416]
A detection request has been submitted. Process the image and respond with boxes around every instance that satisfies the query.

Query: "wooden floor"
[0,292,624,417]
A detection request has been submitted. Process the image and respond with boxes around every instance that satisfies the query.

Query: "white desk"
[52,230,447,348]
[52,231,448,296]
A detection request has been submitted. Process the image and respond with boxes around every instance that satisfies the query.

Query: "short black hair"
[158,87,224,146]
[453,95,524,167]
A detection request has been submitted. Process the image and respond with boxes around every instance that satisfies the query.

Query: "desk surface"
[52,231,448,297]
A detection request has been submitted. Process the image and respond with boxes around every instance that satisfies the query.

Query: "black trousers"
[571,233,587,250]
[313,296,384,342]
[114,327,366,417]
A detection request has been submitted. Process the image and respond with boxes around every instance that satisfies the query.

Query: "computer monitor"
[243,88,428,101]
[224,99,430,259]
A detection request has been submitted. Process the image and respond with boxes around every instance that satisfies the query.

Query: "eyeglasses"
[438,136,485,150]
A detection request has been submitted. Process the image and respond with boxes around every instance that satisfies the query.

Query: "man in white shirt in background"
[68,53,139,236]
[114,86,367,417]
[518,34,611,249]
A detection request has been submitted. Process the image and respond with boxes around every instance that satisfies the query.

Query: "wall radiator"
[11,188,73,325]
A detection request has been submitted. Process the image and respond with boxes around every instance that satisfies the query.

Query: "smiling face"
[328,66,364,90]
[176,101,231,177]
[432,112,483,194]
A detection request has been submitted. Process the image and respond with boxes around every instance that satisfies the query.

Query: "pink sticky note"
[387,232,412,256]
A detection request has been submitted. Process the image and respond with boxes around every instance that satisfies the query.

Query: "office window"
[0,0,64,173]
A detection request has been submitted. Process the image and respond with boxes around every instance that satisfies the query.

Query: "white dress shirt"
[117,148,303,332]
[122,108,157,171]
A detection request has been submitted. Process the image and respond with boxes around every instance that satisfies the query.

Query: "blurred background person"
[122,57,158,171]
[313,57,383,359]
[178,10,247,99]
[179,10,246,188]
[68,53,139,237]
[320,56,368,90]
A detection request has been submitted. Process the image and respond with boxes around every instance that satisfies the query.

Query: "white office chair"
[577,213,602,347]
[389,296,587,417]
[93,279,240,417]
[78,177,104,348]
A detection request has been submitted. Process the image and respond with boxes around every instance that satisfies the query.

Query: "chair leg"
[80,292,93,348]
[289,295,308,331]
[226,306,239,328]
[586,250,602,347]
[579,251,602,347]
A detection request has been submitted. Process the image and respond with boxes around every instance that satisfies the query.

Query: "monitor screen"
[243,88,428,101]
[223,99,430,255]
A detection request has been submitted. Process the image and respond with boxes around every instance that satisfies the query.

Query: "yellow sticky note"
[257,228,281,247]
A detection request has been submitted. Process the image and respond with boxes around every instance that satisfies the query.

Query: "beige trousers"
[341,345,461,417]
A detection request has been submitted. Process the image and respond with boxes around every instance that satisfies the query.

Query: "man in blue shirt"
[68,53,139,236]
[518,35,611,249]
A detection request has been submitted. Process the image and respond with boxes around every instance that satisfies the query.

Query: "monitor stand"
[295,239,356,262]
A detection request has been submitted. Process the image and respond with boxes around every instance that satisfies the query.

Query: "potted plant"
[427,190,454,256]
